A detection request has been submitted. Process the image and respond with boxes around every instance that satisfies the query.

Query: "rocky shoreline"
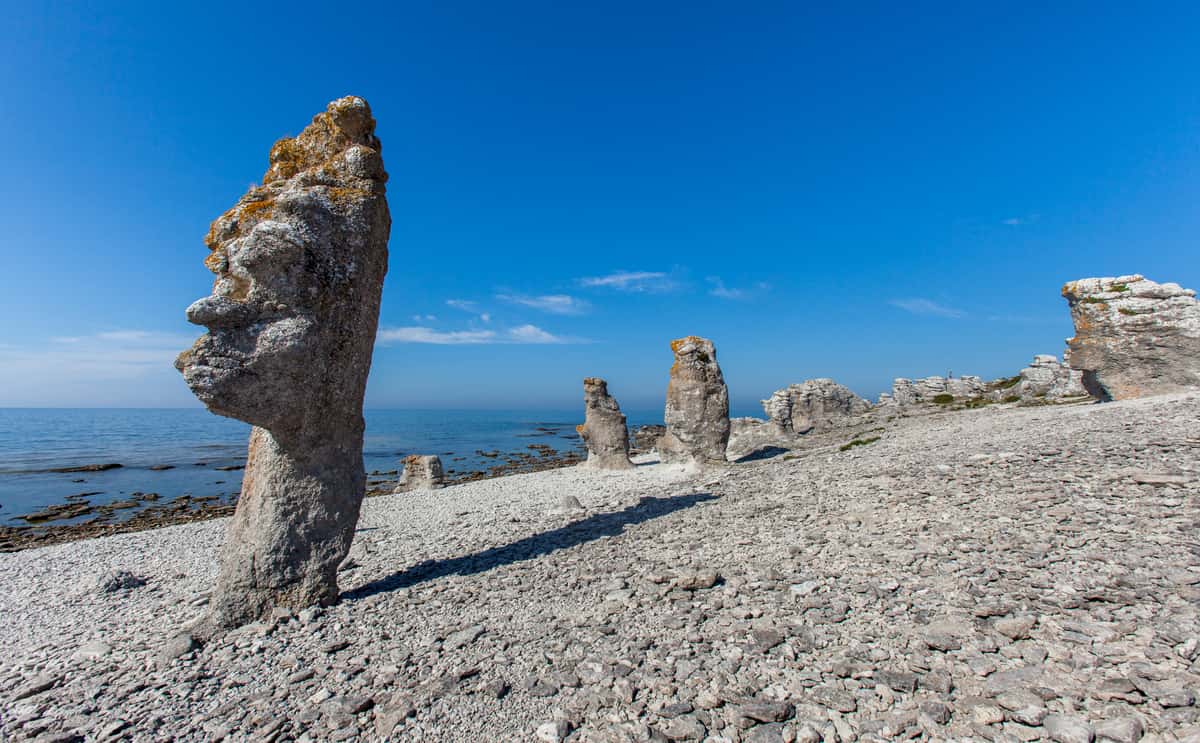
[2,392,1197,741]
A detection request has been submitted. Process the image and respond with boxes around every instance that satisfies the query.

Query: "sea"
[0,407,684,526]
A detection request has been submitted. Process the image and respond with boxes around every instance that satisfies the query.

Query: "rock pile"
[577,378,633,470]
[175,96,390,631]
[1063,274,1200,400]
[878,376,988,408]
[657,336,730,467]
[395,455,445,492]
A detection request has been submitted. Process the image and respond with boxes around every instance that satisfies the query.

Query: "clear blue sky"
[1,2,1197,411]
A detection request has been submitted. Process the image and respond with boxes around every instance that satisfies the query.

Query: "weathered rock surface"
[1015,354,1088,400]
[878,375,989,407]
[3,394,1198,741]
[395,455,445,492]
[762,379,872,436]
[1063,274,1200,400]
[2,394,1199,741]
[175,96,390,631]
[576,378,633,470]
[658,336,730,467]
[630,424,666,455]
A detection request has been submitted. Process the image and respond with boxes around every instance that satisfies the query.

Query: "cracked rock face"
[658,336,730,466]
[763,379,871,435]
[577,378,633,470]
[176,96,390,631]
[395,456,445,492]
[1063,274,1200,400]
[878,376,988,407]
[1016,354,1087,400]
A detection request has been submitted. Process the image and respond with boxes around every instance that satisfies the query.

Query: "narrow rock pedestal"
[395,455,445,492]
[658,336,730,467]
[577,377,633,470]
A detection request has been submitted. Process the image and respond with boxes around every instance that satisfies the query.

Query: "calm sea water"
[0,408,673,525]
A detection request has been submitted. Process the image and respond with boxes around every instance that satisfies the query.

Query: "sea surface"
[0,407,680,526]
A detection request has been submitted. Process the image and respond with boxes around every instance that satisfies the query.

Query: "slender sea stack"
[176,96,390,631]
[395,455,445,492]
[1062,275,1200,400]
[577,377,634,469]
[658,336,730,466]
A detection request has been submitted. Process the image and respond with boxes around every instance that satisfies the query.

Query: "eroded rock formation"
[658,336,730,466]
[877,376,988,408]
[1062,274,1200,400]
[1014,354,1087,400]
[395,455,445,492]
[763,379,872,435]
[176,96,390,631]
[577,378,633,469]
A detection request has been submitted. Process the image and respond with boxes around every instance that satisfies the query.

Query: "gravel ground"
[1,392,1198,742]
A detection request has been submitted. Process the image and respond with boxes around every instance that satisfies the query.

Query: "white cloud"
[707,277,770,300]
[889,298,966,318]
[377,327,497,344]
[0,330,200,405]
[479,313,491,323]
[377,324,583,345]
[578,270,676,293]
[1002,214,1038,226]
[496,293,590,315]
[445,299,478,312]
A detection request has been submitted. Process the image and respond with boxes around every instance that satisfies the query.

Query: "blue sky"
[1,2,1197,410]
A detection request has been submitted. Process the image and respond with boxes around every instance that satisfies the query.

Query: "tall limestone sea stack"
[1062,274,1200,400]
[658,336,730,467]
[176,96,390,631]
[577,377,634,469]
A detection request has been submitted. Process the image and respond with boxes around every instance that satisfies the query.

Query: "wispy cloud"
[377,324,582,345]
[1002,214,1039,226]
[707,277,770,300]
[411,314,438,322]
[445,299,478,312]
[0,330,199,405]
[889,298,966,318]
[579,270,677,293]
[496,293,590,315]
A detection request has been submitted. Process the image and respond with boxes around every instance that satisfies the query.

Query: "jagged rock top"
[1062,274,1200,399]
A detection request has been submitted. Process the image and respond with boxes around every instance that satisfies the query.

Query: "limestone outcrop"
[877,376,988,408]
[176,96,390,631]
[577,378,633,469]
[395,455,445,492]
[1014,354,1087,400]
[1062,274,1200,400]
[658,336,730,466]
[763,379,872,435]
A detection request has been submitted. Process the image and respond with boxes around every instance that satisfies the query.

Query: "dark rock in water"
[47,463,122,473]
[21,503,94,523]
[213,465,245,471]
[148,464,175,471]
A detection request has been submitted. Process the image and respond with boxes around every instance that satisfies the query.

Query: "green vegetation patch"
[932,393,955,405]
[840,436,881,452]
[964,397,994,409]
[1082,296,1108,304]
[989,375,1021,390]
[1002,395,1020,403]
[1118,307,1139,316]
[1109,283,1129,292]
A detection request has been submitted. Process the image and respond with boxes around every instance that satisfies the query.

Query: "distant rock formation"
[176,96,390,632]
[1062,274,1200,400]
[577,378,634,469]
[1014,354,1087,400]
[763,379,872,435]
[630,425,666,455]
[395,455,445,492]
[878,376,988,408]
[658,336,730,466]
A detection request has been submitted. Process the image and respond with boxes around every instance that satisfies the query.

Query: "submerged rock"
[1062,274,1200,400]
[176,96,391,631]
[658,336,730,467]
[394,455,445,492]
[577,377,633,470]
